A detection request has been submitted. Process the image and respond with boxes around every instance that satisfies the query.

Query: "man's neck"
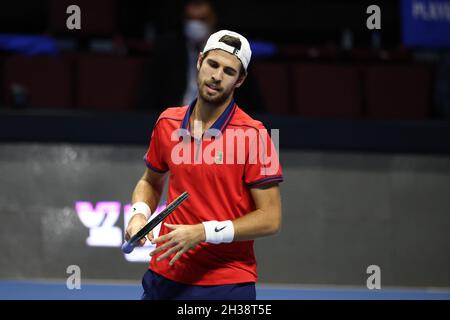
[191,95,233,135]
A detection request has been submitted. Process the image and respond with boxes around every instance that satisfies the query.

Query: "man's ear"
[235,74,247,88]
[197,53,204,71]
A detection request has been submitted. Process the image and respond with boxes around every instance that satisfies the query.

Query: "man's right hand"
[125,214,154,246]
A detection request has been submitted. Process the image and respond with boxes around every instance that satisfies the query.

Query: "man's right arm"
[125,168,167,246]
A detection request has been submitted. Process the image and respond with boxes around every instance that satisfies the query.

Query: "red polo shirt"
[144,99,283,285]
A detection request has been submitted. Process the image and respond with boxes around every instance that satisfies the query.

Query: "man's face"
[197,50,245,105]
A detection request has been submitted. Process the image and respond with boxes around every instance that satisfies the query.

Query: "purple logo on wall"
[75,201,166,262]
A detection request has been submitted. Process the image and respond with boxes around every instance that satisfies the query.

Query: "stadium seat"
[76,54,144,111]
[363,65,432,119]
[3,55,73,109]
[292,64,362,118]
[252,61,291,114]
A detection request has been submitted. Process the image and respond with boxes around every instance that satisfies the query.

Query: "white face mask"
[184,20,210,44]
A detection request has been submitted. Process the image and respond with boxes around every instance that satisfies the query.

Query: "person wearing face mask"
[137,0,263,115]
[182,1,216,106]
[137,0,216,113]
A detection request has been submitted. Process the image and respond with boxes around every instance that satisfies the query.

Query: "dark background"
[0,1,401,46]
[0,1,449,289]
[1,144,449,287]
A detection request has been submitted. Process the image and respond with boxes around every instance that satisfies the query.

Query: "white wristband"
[202,220,234,244]
[130,202,151,220]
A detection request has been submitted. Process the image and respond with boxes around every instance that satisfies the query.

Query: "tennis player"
[125,30,283,300]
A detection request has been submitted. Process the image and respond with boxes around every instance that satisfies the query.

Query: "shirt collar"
[181,98,237,134]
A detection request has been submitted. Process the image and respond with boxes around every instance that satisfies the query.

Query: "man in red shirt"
[125,30,283,300]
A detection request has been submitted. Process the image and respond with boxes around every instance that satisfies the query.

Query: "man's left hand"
[150,223,206,266]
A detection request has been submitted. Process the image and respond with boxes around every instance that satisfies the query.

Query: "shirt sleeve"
[244,126,283,188]
[143,121,169,173]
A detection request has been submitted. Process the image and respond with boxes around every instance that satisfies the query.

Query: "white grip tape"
[130,201,151,220]
[202,220,235,244]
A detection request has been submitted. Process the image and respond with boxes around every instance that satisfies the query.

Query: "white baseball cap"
[202,30,252,71]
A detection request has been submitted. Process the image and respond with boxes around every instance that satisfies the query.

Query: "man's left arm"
[232,183,282,241]
[151,184,282,265]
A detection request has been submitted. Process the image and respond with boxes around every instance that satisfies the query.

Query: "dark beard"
[198,82,232,105]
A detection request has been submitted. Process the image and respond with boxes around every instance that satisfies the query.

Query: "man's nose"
[211,69,223,82]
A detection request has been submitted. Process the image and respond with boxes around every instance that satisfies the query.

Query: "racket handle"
[121,241,136,254]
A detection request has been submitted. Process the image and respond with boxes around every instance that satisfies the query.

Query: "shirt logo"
[215,226,226,232]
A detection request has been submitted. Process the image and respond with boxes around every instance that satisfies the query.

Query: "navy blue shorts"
[141,269,256,300]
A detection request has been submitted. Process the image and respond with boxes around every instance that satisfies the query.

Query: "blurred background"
[0,0,449,299]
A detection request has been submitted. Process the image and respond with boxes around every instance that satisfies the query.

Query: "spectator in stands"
[137,0,262,114]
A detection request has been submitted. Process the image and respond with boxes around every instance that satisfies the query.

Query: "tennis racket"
[121,191,189,254]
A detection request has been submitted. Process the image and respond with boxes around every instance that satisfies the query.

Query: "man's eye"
[225,69,236,76]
